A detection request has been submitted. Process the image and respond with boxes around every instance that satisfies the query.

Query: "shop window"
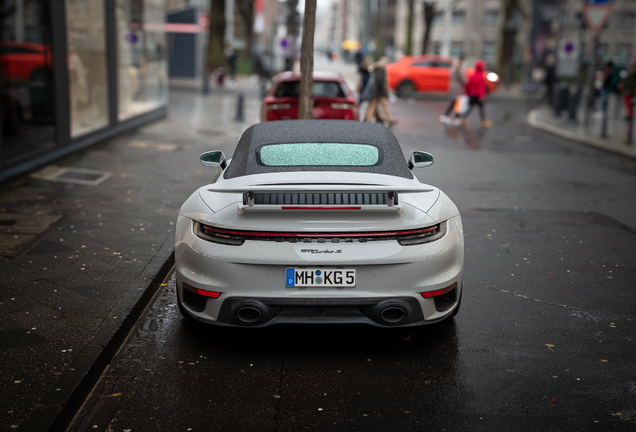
[0,0,56,167]
[116,0,167,121]
[66,0,110,138]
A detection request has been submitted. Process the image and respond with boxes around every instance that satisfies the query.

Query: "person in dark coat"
[364,57,395,126]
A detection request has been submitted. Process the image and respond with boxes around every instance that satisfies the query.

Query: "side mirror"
[408,151,434,170]
[200,151,227,169]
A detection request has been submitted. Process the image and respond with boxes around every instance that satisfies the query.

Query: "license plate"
[286,268,356,287]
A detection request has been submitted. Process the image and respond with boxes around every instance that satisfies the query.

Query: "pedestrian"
[364,57,395,127]
[618,57,636,120]
[225,43,237,82]
[439,55,465,125]
[460,60,492,128]
[358,57,371,104]
[544,53,556,103]
[599,60,614,113]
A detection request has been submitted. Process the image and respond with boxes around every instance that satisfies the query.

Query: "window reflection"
[117,0,167,121]
[0,0,56,167]
[66,0,109,137]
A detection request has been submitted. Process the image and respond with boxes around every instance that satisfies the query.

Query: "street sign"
[582,4,613,35]
[557,38,580,77]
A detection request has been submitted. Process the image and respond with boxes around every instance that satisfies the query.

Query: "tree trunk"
[405,0,414,56]
[207,0,226,72]
[237,1,255,61]
[421,3,435,55]
[298,0,316,120]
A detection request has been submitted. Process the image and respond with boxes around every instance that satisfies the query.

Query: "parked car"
[387,55,498,97]
[175,120,464,328]
[0,41,53,82]
[261,71,360,122]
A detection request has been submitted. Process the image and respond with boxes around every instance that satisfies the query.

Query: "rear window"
[274,81,346,98]
[258,143,379,166]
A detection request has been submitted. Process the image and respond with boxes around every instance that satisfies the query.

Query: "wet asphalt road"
[67,97,636,431]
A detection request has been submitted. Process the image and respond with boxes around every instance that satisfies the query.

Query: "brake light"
[269,103,291,110]
[183,282,222,298]
[421,282,457,298]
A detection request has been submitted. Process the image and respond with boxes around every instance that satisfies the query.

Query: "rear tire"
[397,80,416,98]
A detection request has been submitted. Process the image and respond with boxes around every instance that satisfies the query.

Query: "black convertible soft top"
[223,120,414,180]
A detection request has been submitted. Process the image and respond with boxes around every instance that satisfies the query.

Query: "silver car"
[175,120,464,327]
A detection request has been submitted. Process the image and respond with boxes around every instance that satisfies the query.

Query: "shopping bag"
[454,95,469,115]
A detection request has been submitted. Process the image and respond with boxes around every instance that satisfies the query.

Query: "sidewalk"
[1,78,261,431]
[528,99,636,158]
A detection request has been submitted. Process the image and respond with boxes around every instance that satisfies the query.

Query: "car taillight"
[270,103,291,110]
[183,282,222,298]
[194,222,245,246]
[421,282,457,298]
[330,103,350,110]
[397,221,447,246]
[344,110,354,120]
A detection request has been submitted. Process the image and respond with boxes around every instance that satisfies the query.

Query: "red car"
[387,55,498,96]
[261,71,359,122]
[0,41,53,82]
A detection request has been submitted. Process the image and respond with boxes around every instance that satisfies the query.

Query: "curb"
[19,240,175,432]
[527,107,636,159]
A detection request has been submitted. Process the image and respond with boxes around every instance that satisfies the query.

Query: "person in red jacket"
[461,60,492,128]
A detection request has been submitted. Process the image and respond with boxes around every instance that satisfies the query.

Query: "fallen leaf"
[549,398,558,403]
[401,334,415,341]
[601,359,608,363]
[545,344,555,352]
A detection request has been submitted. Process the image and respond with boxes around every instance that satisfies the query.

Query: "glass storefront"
[116,0,167,121]
[0,0,166,182]
[66,0,110,138]
[1,0,56,168]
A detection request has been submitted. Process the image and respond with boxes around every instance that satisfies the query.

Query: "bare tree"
[497,0,527,76]
[405,0,415,55]
[237,0,255,60]
[298,0,316,119]
[207,0,226,72]
[421,2,436,55]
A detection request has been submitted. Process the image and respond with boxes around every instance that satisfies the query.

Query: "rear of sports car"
[175,180,464,328]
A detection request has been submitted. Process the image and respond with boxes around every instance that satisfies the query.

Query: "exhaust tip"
[236,306,263,324]
[379,306,407,324]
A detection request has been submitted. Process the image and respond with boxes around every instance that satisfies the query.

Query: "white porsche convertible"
[175,120,464,327]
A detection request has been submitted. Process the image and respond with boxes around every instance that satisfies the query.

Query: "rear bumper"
[179,294,460,328]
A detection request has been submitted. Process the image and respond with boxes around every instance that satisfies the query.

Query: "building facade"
[1,0,168,183]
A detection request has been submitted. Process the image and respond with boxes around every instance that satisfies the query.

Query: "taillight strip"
[281,206,361,210]
[421,282,457,298]
[201,224,439,239]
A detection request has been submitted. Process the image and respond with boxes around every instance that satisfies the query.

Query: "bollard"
[567,85,580,124]
[553,85,569,117]
[627,98,634,145]
[234,93,244,122]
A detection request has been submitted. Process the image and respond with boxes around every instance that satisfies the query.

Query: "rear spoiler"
[206,184,435,208]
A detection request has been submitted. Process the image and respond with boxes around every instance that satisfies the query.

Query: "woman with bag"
[364,57,395,127]
[440,56,465,125]
[460,60,492,128]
